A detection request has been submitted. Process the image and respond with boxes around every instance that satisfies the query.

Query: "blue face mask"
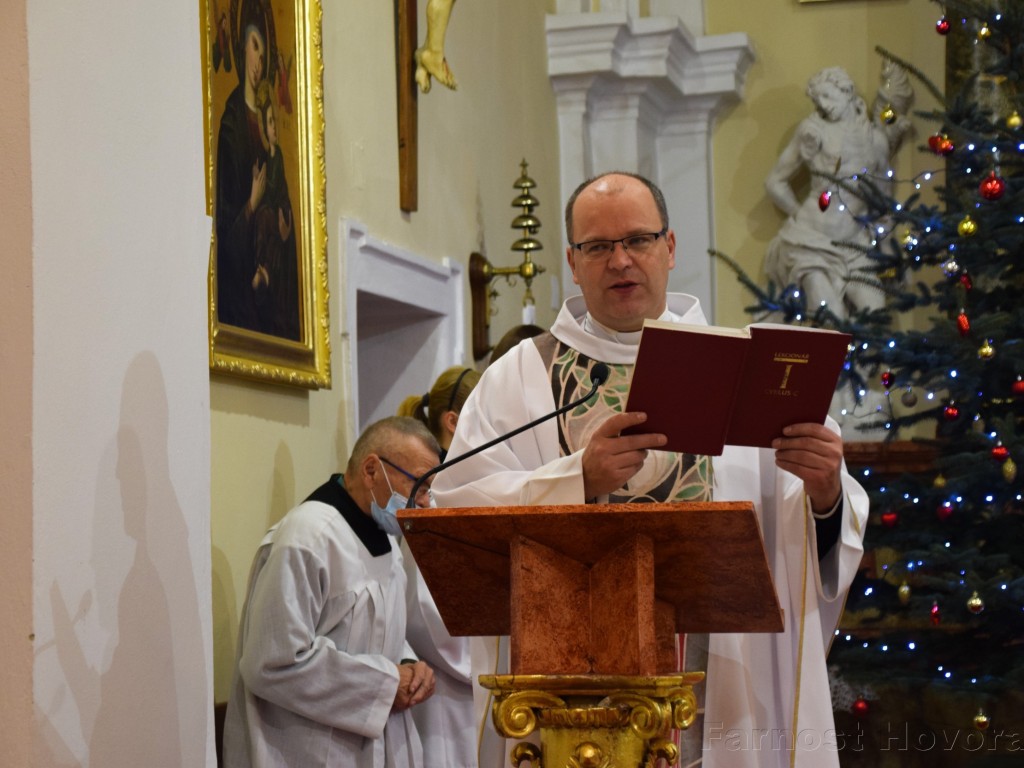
[370,459,407,536]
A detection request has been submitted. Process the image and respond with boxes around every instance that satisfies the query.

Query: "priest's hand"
[582,412,667,499]
[771,422,843,513]
[393,660,435,711]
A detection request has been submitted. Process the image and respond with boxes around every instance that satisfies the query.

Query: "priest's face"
[566,174,675,332]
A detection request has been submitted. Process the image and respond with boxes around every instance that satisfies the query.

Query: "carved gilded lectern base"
[479,673,704,768]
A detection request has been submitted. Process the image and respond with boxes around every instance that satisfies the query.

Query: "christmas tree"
[717,0,1024,761]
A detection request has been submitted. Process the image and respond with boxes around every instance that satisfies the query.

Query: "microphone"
[405,362,610,507]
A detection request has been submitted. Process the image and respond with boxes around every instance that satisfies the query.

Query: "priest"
[432,172,868,768]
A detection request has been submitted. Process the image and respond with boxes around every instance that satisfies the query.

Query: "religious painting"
[202,0,330,388]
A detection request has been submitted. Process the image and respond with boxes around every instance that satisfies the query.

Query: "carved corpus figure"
[415,0,458,93]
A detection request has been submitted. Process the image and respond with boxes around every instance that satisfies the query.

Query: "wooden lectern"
[399,501,783,767]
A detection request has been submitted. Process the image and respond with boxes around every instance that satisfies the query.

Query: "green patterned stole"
[533,332,713,504]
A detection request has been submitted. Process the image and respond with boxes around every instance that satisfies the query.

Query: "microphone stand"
[405,363,610,507]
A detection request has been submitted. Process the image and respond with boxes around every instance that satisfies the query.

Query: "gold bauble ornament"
[966,591,985,614]
[978,340,995,360]
[933,474,947,489]
[978,23,992,40]
[958,215,978,237]
[1008,111,1023,130]
[974,709,990,731]
[1003,456,1018,483]
[880,104,897,124]
[898,581,911,605]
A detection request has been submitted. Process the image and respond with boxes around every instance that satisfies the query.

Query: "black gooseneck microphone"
[404,362,611,508]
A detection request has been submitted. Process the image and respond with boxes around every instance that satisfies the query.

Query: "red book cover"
[624,320,851,455]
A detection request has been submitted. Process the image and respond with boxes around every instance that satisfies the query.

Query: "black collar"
[304,474,392,557]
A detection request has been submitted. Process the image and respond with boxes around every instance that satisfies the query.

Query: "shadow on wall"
[35,352,210,764]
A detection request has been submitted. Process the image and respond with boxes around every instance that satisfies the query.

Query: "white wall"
[27,1,215,764]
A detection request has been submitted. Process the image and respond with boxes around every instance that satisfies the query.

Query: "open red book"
[623,320,852,456]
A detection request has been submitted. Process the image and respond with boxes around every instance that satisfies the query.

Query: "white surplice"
[402,540,478,768]
[224,478,423,768]
[432,294,868,768]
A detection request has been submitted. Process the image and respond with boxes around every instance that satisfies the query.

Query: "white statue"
[765,64,912,320]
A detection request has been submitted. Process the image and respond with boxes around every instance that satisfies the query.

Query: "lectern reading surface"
[400,502,783,676]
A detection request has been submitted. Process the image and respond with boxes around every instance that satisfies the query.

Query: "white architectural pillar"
[547,8,753,321]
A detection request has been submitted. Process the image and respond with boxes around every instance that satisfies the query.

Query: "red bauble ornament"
[956,311,970,336]
[943,404,960,421]
[818,190,832,211]
[937,501,954,521]
[960,273,973,291]
[979,171,1006,201]
[928,133,955,156]
[936,16,950,35]
[992,444,1009,462]
[1012,378,1024,396]
[930,602,941,625]
[881,510,899,528]
[881,371,895,389]
[852,698,870,717]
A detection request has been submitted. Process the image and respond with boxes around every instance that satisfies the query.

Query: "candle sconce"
[470,159,546,361]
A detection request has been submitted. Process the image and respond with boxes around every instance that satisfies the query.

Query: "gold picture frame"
[202,0,330,389]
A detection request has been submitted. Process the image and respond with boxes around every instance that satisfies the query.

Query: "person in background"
[487,323,544,366]
[433,172,869,768]
[223,417,438,768]
[396,367,482,767]
[398,366,481,461]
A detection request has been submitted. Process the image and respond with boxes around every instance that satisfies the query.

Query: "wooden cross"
[396,0,418,212]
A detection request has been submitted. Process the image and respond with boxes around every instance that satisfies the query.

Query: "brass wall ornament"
[481,673,703,768]
[469,159,547,360]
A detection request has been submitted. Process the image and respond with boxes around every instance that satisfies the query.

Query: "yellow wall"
[1,0,33,759]
[212,0,949,701]
[211,0,561,701]
[708,0,946,327]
